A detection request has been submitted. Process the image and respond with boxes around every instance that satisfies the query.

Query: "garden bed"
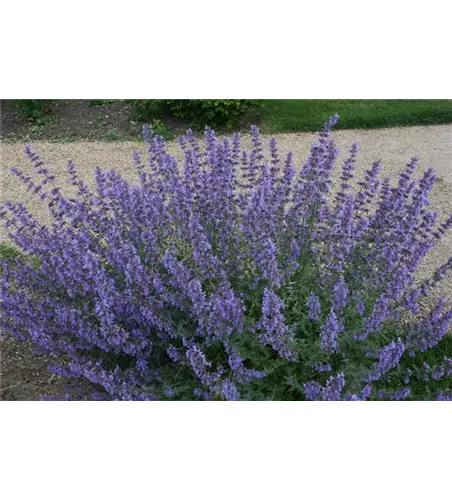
[1,99,143,142]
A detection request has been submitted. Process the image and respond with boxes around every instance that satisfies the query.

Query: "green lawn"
[260,99,452,133]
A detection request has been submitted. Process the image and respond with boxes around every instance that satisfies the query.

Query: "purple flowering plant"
[1,115,452,400]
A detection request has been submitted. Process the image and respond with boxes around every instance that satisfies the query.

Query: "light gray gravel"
[1,124,451,297]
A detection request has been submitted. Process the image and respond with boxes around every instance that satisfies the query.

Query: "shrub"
[130,99,164,122]
[1,117,452,400]
[11,99,53,122]
[131,99,262,128]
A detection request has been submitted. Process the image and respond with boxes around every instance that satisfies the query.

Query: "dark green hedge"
[131,99,263,128]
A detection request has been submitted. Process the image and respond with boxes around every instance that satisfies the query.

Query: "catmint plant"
[1,117,452,400]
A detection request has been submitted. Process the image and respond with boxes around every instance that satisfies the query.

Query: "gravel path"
[1,125,451,399]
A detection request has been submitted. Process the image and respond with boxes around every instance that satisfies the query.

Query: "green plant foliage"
[11,100,53,122]
[0,243,41,271]
[102,130,122,141]
[131,99,263,128]
[0,243,23,260]
[166,99,261,128]
[150,119,174,140]
[130,99,165,122]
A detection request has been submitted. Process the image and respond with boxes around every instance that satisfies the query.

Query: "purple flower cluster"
[303,373,345,401]
[256,288,296,360]
[367,339,405,382]
[419,357,452,381]
[332,276,349,313]
[376,387,411,401]
[320,311,342,354]
[311,363,332,373]
[436,391,452,403]
[406,298,452,354]
[307,293,321,321]
[436,392,452,401]
[1,118,451,400]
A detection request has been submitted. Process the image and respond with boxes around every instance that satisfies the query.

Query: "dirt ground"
[1,124,451,399]
[0,338,73,400]
[0,99,142,142]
